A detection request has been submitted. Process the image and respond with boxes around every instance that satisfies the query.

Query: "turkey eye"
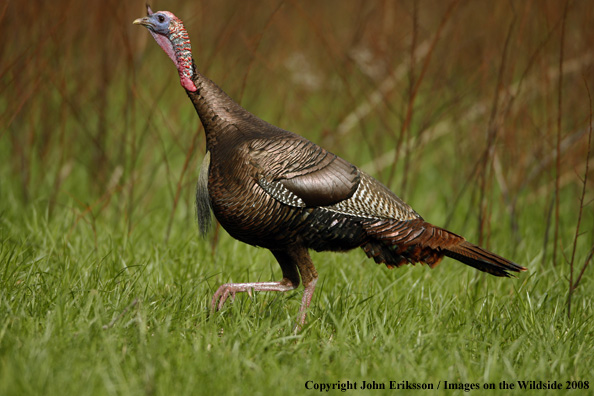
[157,15,165,23]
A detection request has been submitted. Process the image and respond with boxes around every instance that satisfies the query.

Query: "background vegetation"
[1,0,593,394]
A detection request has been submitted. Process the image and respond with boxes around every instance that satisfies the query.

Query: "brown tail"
[361,218,527,277]
[443,240,526,277]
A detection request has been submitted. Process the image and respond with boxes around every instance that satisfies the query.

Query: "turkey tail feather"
[443,241,525,277]
[362,218,526,277]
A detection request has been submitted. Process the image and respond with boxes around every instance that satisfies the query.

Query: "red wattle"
[180,76,197,92]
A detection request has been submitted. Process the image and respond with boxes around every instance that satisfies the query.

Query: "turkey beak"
[133,16,152,28]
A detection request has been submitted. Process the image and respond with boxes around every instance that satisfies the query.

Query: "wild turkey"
[134,6,526,328]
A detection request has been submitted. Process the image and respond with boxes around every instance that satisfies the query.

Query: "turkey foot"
[211,281,298,311]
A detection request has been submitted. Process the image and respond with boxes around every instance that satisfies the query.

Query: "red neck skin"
[150,15,197,92]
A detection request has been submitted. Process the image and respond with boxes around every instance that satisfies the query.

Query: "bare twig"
[399,0,419,197]
[336,44,431,138]
[477,14,516,246]
[238,2,285,106]
[388,0,461,188]
[567,76,593,318]
[572,245,594,293]
[103,298,139,330]
[165,128,201,244]
[360,54,594,177]
[554,1,570,266]
[541,196,555,269]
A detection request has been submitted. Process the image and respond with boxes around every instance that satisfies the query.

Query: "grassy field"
[1,1,593,395]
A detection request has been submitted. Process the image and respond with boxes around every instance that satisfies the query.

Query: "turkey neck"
[185,65,280,152]
[185,69,242,149]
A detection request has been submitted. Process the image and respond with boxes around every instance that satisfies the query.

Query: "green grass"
[2,1,594,395]
[1,186,593,395]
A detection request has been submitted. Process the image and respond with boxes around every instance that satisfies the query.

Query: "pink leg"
[211,246,318,331]
[211,281,298,311]
[295,277,318,331]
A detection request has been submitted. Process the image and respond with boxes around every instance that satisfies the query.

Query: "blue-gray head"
[134,5,197,91]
